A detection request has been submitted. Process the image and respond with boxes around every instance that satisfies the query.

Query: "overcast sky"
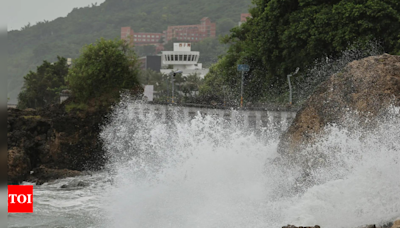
[3,0,106,31]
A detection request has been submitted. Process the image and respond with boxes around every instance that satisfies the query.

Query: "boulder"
[392,220,400,228]
[60,179,89,189]
[278,54,400,156]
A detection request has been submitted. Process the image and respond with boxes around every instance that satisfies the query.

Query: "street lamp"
[169,70,182,104]
[287,67,300,105]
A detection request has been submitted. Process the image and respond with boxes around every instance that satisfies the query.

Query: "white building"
[160,43,209,78]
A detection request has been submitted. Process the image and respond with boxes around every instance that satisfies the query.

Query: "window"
[138,39,141,41]
[171,55,174,61]
[134,39,137,41]
[138,35,142,37]
[147,35,150,37]
[175,55,178,61]
[134,35,137,37]
[151,39,154,41]
[184,55,187,61]
[179,55,183,61]
[151,35,154,38]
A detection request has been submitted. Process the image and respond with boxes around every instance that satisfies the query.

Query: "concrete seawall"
[141,104,298,132]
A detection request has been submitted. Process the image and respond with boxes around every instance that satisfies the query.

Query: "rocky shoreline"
[278,54,400,157]
[7,102,110,184]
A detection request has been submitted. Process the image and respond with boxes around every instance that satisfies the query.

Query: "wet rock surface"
[392,220,400,228]
[277,54,400,228]
[279,54,400,156]
[8,147,31,183]
[7,102,110,184]
[60,179,90,189]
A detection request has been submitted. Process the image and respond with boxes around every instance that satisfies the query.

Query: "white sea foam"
[100,101,400,228]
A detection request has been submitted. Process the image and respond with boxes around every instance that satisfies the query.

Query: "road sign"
[237,64,250,72]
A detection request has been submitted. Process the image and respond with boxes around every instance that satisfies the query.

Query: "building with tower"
[160,43,209,78]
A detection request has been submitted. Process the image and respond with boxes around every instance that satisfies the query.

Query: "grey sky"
[4,0,106,31]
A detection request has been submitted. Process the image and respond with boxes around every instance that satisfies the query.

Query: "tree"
[217,18,236,35]
[67,38,141,103]
[207,0,400,102]
[18,56,68,109]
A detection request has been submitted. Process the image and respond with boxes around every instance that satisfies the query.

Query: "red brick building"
[121,17,216,54]
[241,13,251,22]
[164,17,216,42]
[121,27,164,46]
[239,13,252,26]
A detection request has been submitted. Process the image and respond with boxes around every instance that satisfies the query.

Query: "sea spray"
[101,100,400,228]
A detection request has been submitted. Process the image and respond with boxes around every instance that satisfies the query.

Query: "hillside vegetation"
[8,0,251,103]
[201,0,400,104]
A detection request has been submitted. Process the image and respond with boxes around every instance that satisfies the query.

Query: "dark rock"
[7,100,110,184]
[8,147,31,183]
[60,180,89,189]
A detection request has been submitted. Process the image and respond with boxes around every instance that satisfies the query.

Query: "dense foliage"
[202,0,400,103]
[67,39,141,103]
[17,57,68,109]
[8,0,251,103]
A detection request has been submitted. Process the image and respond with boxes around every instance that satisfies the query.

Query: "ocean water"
[8,102,400,228]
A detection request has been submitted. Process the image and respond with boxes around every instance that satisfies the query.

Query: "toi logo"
[8,185,33,213]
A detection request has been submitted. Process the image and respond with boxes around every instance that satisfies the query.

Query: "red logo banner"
[8,185,33,213]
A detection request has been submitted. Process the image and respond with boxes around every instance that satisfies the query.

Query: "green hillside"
[8,0,252,103]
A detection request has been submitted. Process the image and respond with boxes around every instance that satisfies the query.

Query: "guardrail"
[148,102,301,112]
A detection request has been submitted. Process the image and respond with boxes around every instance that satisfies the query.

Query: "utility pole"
[237,64,249,108]
[171,73,174,104]
[222,85,227,107]
[241,71,244,108]
[287,67,300,106]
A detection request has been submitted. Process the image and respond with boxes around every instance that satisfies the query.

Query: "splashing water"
[100,100,400,228]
